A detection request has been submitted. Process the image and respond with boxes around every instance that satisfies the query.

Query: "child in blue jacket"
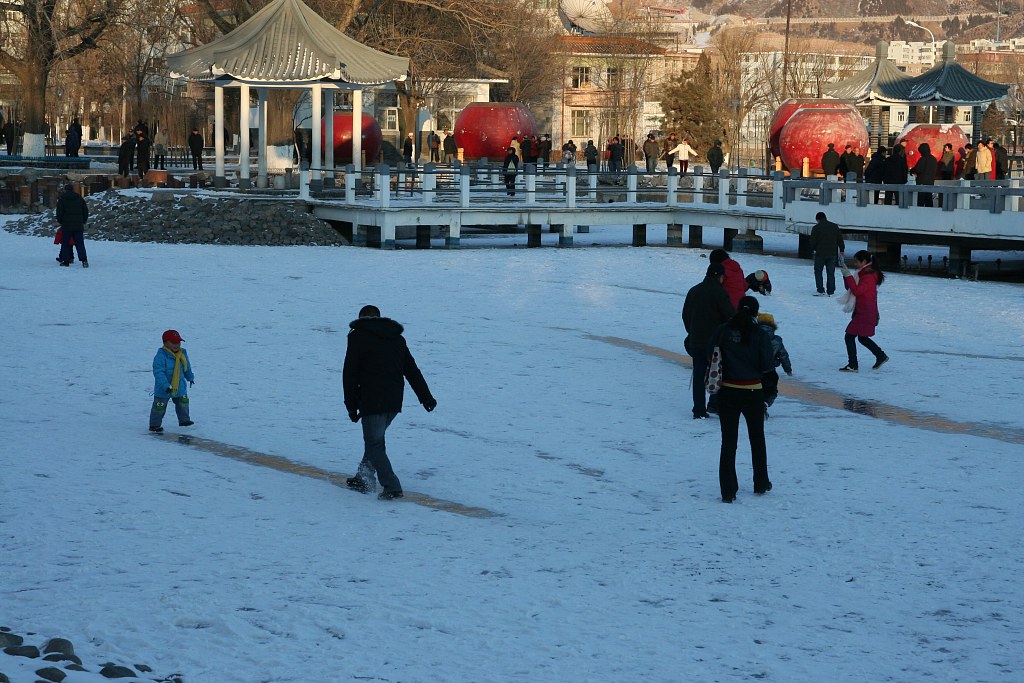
[757,313,792,417]
[150,329,195,433]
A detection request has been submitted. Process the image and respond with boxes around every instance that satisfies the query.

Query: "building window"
[376,108,398,131]
[376,91,398,108]
[571,110,590,138]
[571,66,591,88]
[606,67,621,89]
[897,111,905,123]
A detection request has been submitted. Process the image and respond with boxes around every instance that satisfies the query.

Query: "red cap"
[162,329,183,344]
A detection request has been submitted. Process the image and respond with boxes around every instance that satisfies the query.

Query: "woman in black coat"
[708,296,774,503]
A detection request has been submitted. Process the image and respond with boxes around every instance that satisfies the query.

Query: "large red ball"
[899,123,968,171]
[453,103,537,161]
[319,113,383,165]
[778,107,869,174]
[769,98,849,162]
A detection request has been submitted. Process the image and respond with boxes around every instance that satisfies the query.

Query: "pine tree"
[660,54,727,158]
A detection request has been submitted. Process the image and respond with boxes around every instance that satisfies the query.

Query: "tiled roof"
[824,56,1008,105]
[167,0,408,84]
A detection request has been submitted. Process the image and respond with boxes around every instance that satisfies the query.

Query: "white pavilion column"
[257,87,268,188]
[238,82,251,189]
[353,89,363,173]
[214,84,226,187]
[325,88,335,184]
[311,83,323,189]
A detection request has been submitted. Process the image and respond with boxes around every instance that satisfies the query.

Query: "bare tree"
[0,0,119,136]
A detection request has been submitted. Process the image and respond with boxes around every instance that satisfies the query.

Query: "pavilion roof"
[166,0,408,85]
[824,41,1008,107]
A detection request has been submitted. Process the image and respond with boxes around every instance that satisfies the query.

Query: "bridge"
[306,163,1024,274]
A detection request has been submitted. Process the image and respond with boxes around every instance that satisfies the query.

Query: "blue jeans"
[59,228,87,264]
[718,386,770,498]
[358,412,401,494]
[814,253,836,294]
[646,157,657,174]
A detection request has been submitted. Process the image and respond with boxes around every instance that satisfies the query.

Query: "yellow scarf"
[164,344,189,394]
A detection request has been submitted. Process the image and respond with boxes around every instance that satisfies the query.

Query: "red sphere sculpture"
[453,103,537,161]
[778,107,869,174]
[898,123,968,172]
[768,98,849,162]
[319,113,383,165]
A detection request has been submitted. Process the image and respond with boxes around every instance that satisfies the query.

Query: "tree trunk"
[16,67,50,135]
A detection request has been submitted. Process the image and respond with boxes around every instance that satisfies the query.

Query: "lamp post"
[906,20,936,123]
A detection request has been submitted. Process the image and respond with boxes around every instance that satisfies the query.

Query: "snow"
[2,215,1023,683]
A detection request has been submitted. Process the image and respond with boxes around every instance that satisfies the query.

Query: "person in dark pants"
[810,211,845,296]
[188,128,204,170]
[839,251,889,372]
[864,146,886,204]
[135,132,151,179]
[503,146,519,196]
[56,184,89,267]
[682,263,735,419]
[910,142,937,207]
[882,143,908,205]
[709,296,774,503]
[343,305,437,500]
[117,134,135,177]
[149,329,195,432]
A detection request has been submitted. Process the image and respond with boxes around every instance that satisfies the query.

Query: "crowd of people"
[681,222,887,503]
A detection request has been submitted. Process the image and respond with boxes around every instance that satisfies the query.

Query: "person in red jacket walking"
[839,251,889,372]
[709,248,746,308]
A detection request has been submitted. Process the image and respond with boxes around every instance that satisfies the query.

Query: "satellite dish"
[558,0,614,35]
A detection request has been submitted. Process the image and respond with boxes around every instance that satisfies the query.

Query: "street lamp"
[906,20,936,122]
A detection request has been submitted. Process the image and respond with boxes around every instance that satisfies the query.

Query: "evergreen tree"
[660,53,727,157]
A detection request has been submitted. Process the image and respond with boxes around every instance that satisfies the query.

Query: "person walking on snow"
[56,183,89,268]
[682,263,735,419]
[149,329,195,433]
[810,211,845,296]
[710,296,774,503]
[838,251,889,372]
[344,305,437,500]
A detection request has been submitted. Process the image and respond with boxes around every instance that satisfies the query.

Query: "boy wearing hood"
[756,313,792,417]
[343,305,437,500]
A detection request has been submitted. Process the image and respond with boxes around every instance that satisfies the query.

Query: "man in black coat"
[56,184,89,267]
[343,305,437,499]
[117,134,135,177]
[864,146,887,204]
[188,128,204,170]
[882,144,908,205]
[821,143,841,177]
[810,211,845,296]
[682,263,735,419]
[910,142,938,207]
[994,142,1009,180]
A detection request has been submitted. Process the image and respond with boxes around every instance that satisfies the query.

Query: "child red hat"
[162,329,183,344]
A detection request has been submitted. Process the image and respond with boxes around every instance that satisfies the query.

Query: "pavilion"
[825,41,1009,147]
[166,0,408,189]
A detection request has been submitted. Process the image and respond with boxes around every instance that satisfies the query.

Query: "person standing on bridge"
[910,142,937,207]
[975,139,993,181]
[838,251,889,373]
[344,305,437,500]
[810,211,845,296]
[683,262,735,419]
[503,146,520,196]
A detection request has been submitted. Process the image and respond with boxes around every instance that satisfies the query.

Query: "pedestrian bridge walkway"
[304,163,1024,271]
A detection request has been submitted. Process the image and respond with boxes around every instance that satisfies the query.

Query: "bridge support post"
[732,230,763,253]
[798,233,812,259]
[692,168,704,204]
[527,224,542,248]
[381,221,396,250]
[867,234,901,270]
[445,218,461,249]
[632,224,647,247]
[667,223,683,246]
[416,226,431,249]
[352,224,367,248]
[557,224,573,247]
[948,243,972,276]
[723,227,737,251]
[667,167,678,206]
[687,225,703,247]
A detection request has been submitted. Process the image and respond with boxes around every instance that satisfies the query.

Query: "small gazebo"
[167,0,408,188]
[826,41,1009,147]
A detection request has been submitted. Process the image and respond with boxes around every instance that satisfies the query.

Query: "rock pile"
[3,190,349,247]
[1,626,181,682]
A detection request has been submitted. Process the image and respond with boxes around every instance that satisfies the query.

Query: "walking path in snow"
[593,335,1024,446]
[151,431,500,518]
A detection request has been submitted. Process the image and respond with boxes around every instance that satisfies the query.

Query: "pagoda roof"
[166,0,408,85]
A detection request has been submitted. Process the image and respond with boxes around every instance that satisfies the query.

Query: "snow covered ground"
[2,215,1022,683]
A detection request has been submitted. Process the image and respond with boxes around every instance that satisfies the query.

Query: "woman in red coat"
[710,248,746,308]
[839,250,889,372]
